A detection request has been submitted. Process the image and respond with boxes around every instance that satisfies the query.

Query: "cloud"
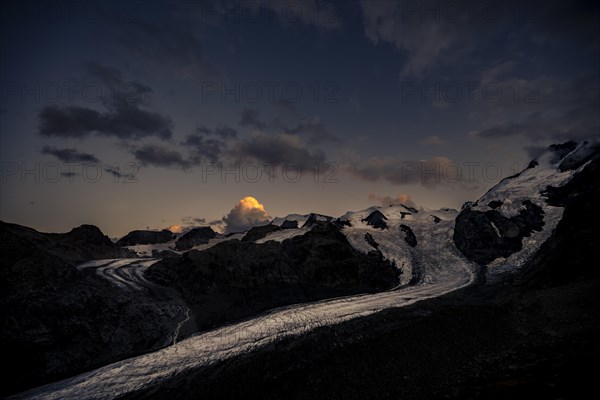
[207,219,226,233]
[273,98,301,118]
[103,165,127,179]
[38,105,173,140]
[38,64,173,140]
[344,155,464,187]
[469,73,600,143]
[183,134,227,164]
[41,146,99,163]
[228,132,326,169]
[181,124,238,163]
[359,1,600,77]
[181,216,207,226]
[368,193,416,208]
[239,107,339,144]
[121,21,222,82]
[171,217,219,233]
[523,145,548,160]
[86,62,124,88]
[195,125,212,135]
[419,135,447,146]
[214,125,238,139]
[222,196,270,233]
[281,116,340,144]
[133,145,191,169]
[166,224,184,233]
[360,0,476,76]
[239,108,267,131]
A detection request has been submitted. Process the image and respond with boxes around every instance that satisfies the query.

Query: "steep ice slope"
[271,214,310,227]
[255,227,311,243]
[456,139,598,278]
[340,205,459,286]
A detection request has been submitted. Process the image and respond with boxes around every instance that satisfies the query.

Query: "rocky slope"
[0,222,133,264]
[174,227,216,251]
[116,229,174,246]
[0,223,185,396]
[454,139,599,278]
[146,223,399,331]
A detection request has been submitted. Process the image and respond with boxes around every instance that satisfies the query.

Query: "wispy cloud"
[41,146,100,163]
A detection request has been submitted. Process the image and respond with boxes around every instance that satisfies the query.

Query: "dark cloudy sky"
[1,0,598,236]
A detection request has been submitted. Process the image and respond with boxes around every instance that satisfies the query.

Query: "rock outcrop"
[362,210,388,230]
[453,201,544,265]
[174,227,216,250]
[241,224,281,242]
[399,224,418,247]
[146,223,399,331]
[116,229,174,246]
[0,222,133,265]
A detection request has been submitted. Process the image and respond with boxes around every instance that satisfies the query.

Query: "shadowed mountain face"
[146,224,400,330]
[0,223,183,396]
[454,201,544,265]
[0,222,133,265]
[362,210,388,230]
[241,224,281,242]
[174,227,216,251]
[116,229,174,246]
[453,141,598,267]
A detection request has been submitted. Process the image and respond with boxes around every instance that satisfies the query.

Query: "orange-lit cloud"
[368,193,416,208]
[223,196,270,233]
[167,224,184,233]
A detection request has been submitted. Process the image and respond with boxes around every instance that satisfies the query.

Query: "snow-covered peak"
[271,213,310,227]
[475,139,598,218]
[455,139,599,278]
[335,204,462,286]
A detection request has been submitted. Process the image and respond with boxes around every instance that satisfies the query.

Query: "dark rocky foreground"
[146,223,400,332]
[123,154,600,400]
[0,224,185,396]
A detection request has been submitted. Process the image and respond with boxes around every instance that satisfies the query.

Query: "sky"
[1,0,598,237]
